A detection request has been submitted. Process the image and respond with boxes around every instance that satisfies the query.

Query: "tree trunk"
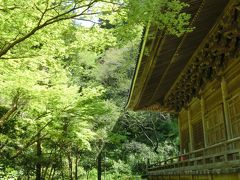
[43,164,49,179]
[27,170,30,180]
[36,134,42,180]
[86,171,89,180]
[48,165,54,180]
[43,148,54,179]
[97,152,102,180]
[51,168,56,180]
[68,152,73,180]
[61,168,64,179]
[11,113,50,159]
[75,155,78,180]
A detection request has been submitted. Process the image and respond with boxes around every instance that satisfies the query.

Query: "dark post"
[97,152,102,180]
[36,136,42,180]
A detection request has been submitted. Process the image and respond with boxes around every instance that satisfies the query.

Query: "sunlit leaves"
[0,0,191,59]
[0,0,189,178]
[123,0,192,36]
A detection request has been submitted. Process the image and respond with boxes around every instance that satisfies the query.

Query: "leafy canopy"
[0,0,191,58]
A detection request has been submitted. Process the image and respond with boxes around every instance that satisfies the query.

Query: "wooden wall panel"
[225,61,240,98]
[202,83,226,146]
[179,109,188,129]
[181,129,190,153]
[205,88,222,113]
[190,98,201,119]
[192,118,204,150]
[178,60,240,153]
[205,104,226,145]
[227,74,240,97]
[179,109,190,153]
[226,61,240,139]
[228,94,240,138]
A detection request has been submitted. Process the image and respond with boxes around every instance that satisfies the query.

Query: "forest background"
[0,0,191,179]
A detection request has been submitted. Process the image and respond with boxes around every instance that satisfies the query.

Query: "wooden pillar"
[178,116,182,154]
[221,77,232,139]
[208,174,213,180]
[187,109,193,152]
[200,97,207,147]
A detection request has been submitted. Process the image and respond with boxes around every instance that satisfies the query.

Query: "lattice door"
[181,129,189,153]
[205,104,226,145]
[192,118,204,150]
[228,94,240,138]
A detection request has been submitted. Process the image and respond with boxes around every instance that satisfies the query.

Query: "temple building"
[126,0,240,179]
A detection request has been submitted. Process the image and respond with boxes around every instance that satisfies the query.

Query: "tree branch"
[0,92,21,127]
[0,0,103,58]
[0,5,20,12]
[11,112,51,159]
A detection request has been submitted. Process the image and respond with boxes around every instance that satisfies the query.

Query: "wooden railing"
[148,137,240,175]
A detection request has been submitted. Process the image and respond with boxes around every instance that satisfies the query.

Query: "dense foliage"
[0,0,188,179]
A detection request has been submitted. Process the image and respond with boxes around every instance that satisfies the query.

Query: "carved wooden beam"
[164,2,240,112]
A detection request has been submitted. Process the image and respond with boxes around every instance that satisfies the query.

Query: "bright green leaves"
[0,51,114,158]
[0,0,192,59]
[124,0,192,36]
[74,27,118,53]
[0,57,76,113]
[0,0,121,58]
[0,0,190,178]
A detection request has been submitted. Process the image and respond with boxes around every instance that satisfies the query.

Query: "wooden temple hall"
[126,0,240,179]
